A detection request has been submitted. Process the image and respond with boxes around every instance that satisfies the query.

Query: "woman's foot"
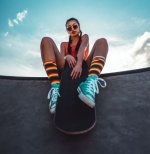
[47,83,60,114]
[77,75,106,108]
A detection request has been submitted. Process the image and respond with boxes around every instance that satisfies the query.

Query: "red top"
[70,43,78,57]
[65,42,89,61]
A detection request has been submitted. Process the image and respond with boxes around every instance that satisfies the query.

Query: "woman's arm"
[71,34,89,79]
[60,42,76,68]
[77,34,89,65]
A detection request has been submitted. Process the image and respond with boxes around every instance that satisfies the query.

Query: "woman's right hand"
[65,55,77,68]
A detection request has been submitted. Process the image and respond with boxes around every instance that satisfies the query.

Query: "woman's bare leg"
[40,37,65,114]
[40,37,65,69]
[86,38,108,68]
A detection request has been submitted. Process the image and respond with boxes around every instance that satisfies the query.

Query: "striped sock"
[44,60,60,85]
[88,56,106,77]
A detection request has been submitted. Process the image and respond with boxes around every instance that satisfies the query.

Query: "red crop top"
[64,42,89,61]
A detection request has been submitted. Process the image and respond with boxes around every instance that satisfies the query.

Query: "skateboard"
[54,61,96,135]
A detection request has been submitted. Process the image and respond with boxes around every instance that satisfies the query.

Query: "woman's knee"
[96,38,108,45]
[41,37,54,46]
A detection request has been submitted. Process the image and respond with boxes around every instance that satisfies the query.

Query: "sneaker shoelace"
[47,87,60,107]
[86,77,107,96]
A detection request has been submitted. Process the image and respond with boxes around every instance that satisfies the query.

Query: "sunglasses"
[66,24,79,32]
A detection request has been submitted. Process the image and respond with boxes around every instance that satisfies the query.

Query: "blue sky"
[0,0,150,76]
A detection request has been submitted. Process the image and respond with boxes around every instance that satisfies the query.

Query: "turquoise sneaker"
[77,75,106,108]
[47,83,60,114]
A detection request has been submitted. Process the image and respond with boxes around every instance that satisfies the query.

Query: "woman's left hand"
[70,63,82,79]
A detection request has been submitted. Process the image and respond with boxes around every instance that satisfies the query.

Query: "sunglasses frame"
[66,24,79,32]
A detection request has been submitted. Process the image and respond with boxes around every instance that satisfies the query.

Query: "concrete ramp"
[0,67,150,154]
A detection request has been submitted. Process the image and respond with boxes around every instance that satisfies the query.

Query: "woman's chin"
[70,33,79,37]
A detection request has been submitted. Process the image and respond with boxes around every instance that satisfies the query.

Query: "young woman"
[40,17,108,114]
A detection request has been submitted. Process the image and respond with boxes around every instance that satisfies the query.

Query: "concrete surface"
[0,67,150,154]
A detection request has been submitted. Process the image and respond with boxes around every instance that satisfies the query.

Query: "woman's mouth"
[72,31,76,34]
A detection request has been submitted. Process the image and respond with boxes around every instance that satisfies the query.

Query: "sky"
[0,0,150,77]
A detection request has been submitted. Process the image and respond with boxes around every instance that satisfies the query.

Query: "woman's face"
[66,20,80,37]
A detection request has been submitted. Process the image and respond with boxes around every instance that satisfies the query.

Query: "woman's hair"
[66,17,82,55]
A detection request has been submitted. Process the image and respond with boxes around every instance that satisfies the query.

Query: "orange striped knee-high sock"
[88,56,106,77]
[43,60,60,85]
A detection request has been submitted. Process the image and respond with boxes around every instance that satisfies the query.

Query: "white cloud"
[0,31,150,77]
[13,19,19,24]
[130,32,150,69]
[16,10,28,22]
[103,32,150,73]
[8,10,28,27]
[0,32,46,77]
[8,19,14,27]
[132,32,150,55]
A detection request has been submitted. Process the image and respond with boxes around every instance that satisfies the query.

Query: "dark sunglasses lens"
[73,25,78,29]
[67,27,72,31]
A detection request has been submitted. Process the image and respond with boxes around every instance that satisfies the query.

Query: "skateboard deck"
[54,61,96,135]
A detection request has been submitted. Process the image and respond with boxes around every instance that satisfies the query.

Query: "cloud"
[0,33,45,77]
[8,19,14,27]
[0,31,68,77]
[131,32,150,68]
[0,31,150,77]
[132,32,150,55]
[103,32,150,73]
[103,41,133,73]
[13,19,19,25]
[8,10,28,27]
[16,10,28,22]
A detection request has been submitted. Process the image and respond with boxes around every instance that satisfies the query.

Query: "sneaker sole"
[78,88,95,108]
